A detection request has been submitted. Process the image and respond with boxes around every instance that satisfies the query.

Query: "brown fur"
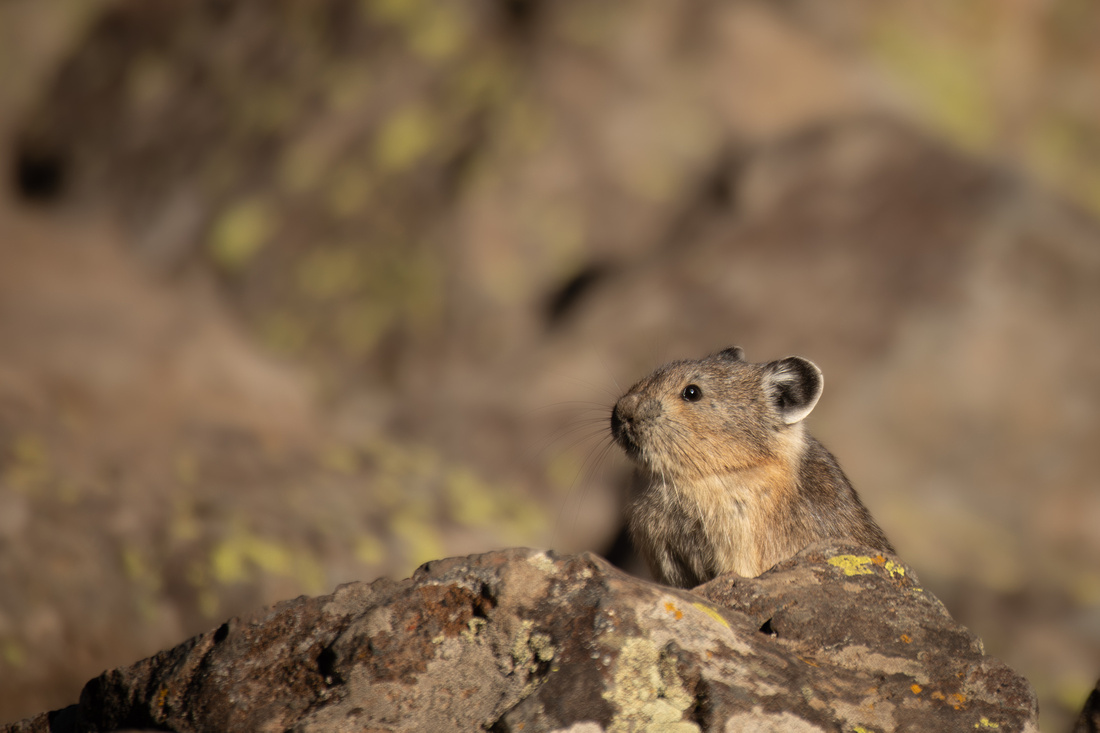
[611,347,893,587]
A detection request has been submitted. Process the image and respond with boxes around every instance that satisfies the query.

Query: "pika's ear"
[717,346,745,362]
[763,357,823,424]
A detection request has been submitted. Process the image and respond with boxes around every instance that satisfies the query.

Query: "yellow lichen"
[884,560,906,578]
[690,602,730,629]
[391,509,445,569]
[446,468,498,528]
[407,8,466,60]
[530,632,554,662]
[365,0,468,61]
[544,452,583,495]
[208,198,275,271]
[122,546,152,584]
[495,494,548,543]
[2,640,26,668]
[829,554,907,579]
[320,444,359,475]
[210,527,326,594]
[5,433,50,492]
[355,535,385,566]
[375,105,437,173]
[869,19,994,151]
[828,555,876,576]
[334,300,392,358]
[296,247,364,300]
[526,552,557,575]
[464,616,486,640]
[509,620,554,674]
[174,453,198,485]
[604,637,699,733]
[510,619,535,668]
[234,85,296,135]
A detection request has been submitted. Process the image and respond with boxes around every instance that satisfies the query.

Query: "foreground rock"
[4,544,1037,732]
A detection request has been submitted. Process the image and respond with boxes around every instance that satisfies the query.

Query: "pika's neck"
[642,424,814,581]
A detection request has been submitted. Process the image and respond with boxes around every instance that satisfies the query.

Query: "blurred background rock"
[0,1,1097,730]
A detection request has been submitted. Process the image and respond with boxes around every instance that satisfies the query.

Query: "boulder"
[3,543,1037,732]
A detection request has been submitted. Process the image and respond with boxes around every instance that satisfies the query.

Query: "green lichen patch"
[604,637,699,733]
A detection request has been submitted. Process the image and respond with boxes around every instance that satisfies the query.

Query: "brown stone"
[3,543,1038,732]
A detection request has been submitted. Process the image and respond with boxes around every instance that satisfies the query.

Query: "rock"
[2,543,1036,732]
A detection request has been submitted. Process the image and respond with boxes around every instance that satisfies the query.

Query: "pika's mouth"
[615,432,641,460]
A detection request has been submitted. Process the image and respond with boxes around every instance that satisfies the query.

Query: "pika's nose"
[611,393,641,437]
[610,404,625,437]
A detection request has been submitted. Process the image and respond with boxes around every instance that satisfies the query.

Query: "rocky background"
[0,1,1097,731]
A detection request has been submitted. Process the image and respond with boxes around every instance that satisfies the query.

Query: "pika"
[611,347,892,587]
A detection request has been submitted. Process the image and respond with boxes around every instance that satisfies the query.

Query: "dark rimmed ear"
[763,357,823,425]
[716,346,745,362]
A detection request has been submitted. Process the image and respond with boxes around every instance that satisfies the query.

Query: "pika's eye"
[681,384,702,402]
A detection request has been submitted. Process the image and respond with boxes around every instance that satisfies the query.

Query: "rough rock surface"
[3,543,1037,732]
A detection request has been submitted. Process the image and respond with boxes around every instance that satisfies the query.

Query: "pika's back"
[611,347,892,586]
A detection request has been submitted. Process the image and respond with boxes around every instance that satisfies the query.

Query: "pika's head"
[610,347,823,480]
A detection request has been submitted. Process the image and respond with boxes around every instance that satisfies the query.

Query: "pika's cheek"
[678,411,710,435]
[637,413,667,443]
[639,414,677,450]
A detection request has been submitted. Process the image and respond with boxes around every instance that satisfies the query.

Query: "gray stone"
[3,544,1038,732]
